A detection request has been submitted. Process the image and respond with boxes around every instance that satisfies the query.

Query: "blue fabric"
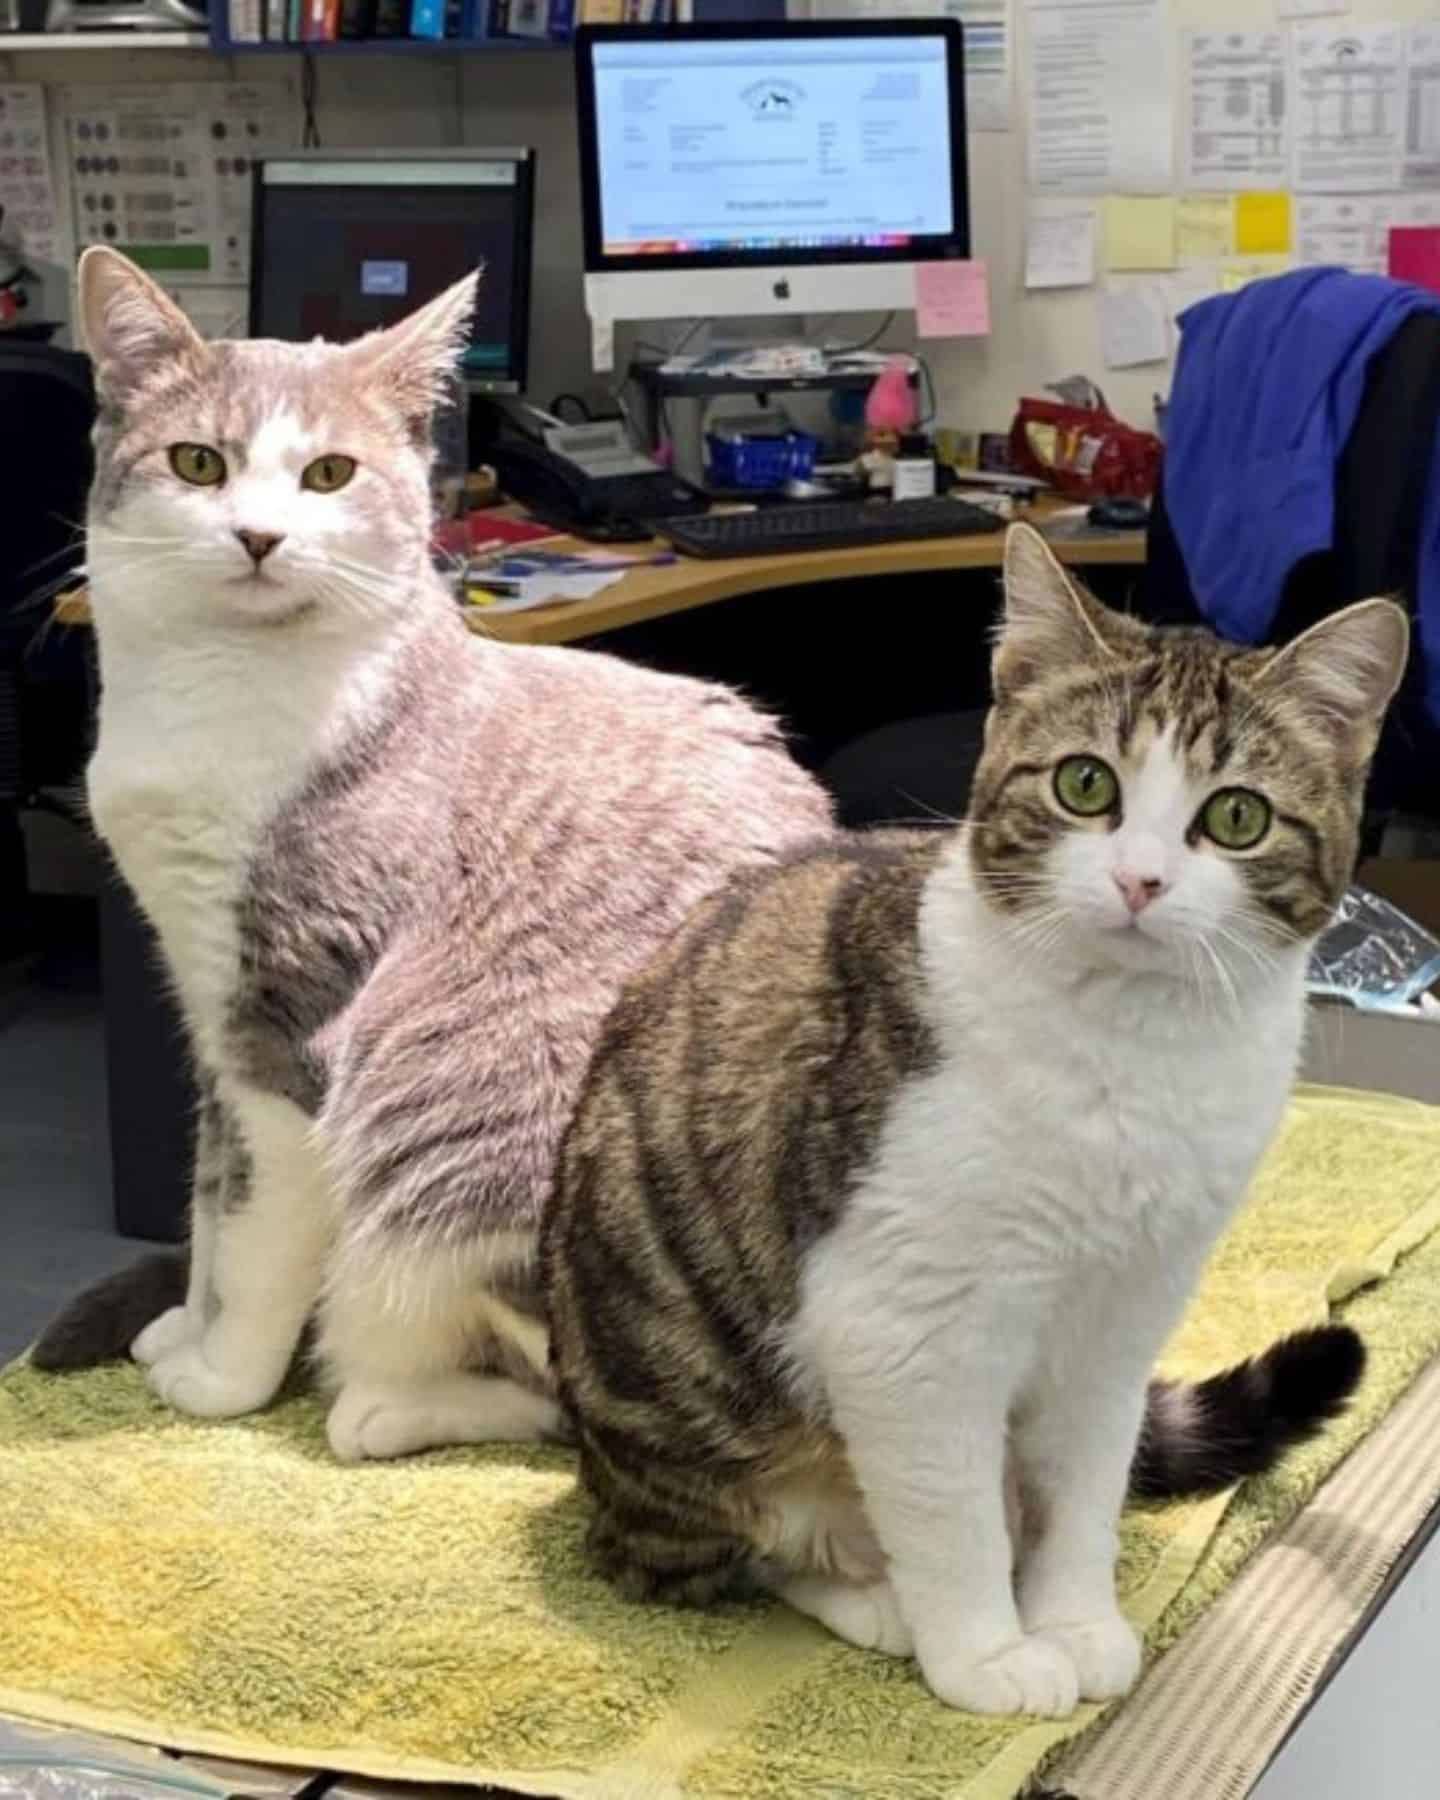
[1163,266,1440,719]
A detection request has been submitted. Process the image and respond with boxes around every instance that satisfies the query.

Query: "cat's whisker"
[1211,919,1282,981]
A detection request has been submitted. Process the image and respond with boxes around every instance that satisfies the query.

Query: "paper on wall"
[1027,1,1172,194]
[1219,255,1292,292]
[1164,265,1219,328]
[0,85,63,268]
[1405,26,1440,190]
[1103,196,1176,270]
[1294,194,1393,273]
[808,0,1012,132]
[1024,206,1096,288]
[1277,0,1345,17]
[1098,280,1169,368]
[61,81,294,287]
[914,258,991,336]
[1176,195,1233,261]
[1234,191,1292,255]
[1184,32,1288,191]
[1291,24,1406,192]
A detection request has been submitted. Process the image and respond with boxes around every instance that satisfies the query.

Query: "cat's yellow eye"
[1054,755,1119,818]
[168,443,226,488]
[1201,788,1272,851]
[301,454,358,494]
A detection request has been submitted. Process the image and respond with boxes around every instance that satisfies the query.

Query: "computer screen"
[575,22,968,275]
[250,150,534,393]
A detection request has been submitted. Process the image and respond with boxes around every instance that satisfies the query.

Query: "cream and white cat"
[58,246,832,1457]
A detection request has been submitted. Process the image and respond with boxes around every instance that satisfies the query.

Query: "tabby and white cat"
[543,523,1399,1717]
[58,246,833,1459]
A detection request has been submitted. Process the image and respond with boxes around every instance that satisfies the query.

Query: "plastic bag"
[1306,887,1440,1011]
[1007,383,1161,501]
[0,1723,232,1800]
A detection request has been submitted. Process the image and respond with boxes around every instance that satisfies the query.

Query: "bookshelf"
[213,0,601,52]
[0,29,209,46]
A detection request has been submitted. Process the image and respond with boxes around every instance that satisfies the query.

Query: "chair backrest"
[0,344,95,645]
[1141,312,1440,830]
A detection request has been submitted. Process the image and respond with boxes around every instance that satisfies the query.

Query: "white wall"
[6,0,1437,434]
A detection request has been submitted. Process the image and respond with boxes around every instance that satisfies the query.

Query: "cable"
[301,52,320,149]
[912,353,937,426]
[821,310,897,357]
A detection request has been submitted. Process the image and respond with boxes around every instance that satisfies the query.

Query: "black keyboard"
[659,494,1004,559]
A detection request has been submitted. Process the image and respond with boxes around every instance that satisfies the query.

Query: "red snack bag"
[1008,392,1161,501]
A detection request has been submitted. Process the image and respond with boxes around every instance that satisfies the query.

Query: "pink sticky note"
[1389,226,1440,295]
[914,259,991,339]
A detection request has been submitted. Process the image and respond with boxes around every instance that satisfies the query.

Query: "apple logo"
[773,278,791,300]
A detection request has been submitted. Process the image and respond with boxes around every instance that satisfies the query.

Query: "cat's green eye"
[168,443,226,488]
[301,454,358,494]
[1054,755,1119,818]
[1201,788,1272,851]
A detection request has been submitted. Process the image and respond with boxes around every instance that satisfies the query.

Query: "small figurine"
[859,354,917,489]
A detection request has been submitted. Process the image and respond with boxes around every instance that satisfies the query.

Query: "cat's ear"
[994,522,1133,697]
[1257,598,1409,742]
[345,267,481,439]
[77,245,204,405]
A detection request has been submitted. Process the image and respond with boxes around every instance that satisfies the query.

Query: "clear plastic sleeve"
[1307,886,1440,1011]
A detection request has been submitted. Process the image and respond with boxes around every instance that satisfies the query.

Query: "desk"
[53,497,1146,649]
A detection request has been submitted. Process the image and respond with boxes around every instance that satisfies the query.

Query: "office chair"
[0,342,96,955]
[1143,311,1440,854]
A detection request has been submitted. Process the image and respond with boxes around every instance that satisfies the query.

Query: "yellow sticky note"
[1104,196,1178,271]
[1176,195,1233,262]
[1235,192,1293,256]
[1219,257,1289,293]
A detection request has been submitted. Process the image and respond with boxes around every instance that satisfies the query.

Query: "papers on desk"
[461,548,675,616]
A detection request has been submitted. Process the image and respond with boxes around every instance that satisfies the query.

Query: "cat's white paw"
[145,1341,277,1418]
[326,1376,562,1462]
[920,1635,1079,1717]
[1034,1613,1141,1701]
[778,1576,914,1656]
[131,1306,196,1367]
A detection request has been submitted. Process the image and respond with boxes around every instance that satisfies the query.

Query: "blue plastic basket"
[706,429,819,490]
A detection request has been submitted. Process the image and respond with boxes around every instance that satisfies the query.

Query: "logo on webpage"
[741,79,804,120]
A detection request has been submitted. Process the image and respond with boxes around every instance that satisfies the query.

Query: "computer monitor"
[250,148,534,394]
[574,20,969,329]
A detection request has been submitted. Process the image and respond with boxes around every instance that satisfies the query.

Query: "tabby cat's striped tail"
[1127,1325,1365,1501]
[31,1258,1365,1504]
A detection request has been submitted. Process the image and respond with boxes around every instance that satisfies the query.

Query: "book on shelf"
[227,0,263,40]
[301,0,341,40]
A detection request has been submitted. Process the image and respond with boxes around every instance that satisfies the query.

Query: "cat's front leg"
[1011,1318,1163,1702]
[805,1285,1078,1717]
[132,1072,226,1367]
[142,1085,330,1419]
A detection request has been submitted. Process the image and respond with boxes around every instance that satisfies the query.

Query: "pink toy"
[864,354,916,434]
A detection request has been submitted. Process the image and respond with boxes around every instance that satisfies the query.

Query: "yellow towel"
[2,1084,1439,1800]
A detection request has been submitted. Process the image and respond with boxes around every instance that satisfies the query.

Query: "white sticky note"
[1164,266,1220,328]
[1025,210,1097,289]
[1098,282,1170,368]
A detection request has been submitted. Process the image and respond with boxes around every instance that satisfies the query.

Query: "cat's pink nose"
[235,528,285,566]
[1113,870,1167,915]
